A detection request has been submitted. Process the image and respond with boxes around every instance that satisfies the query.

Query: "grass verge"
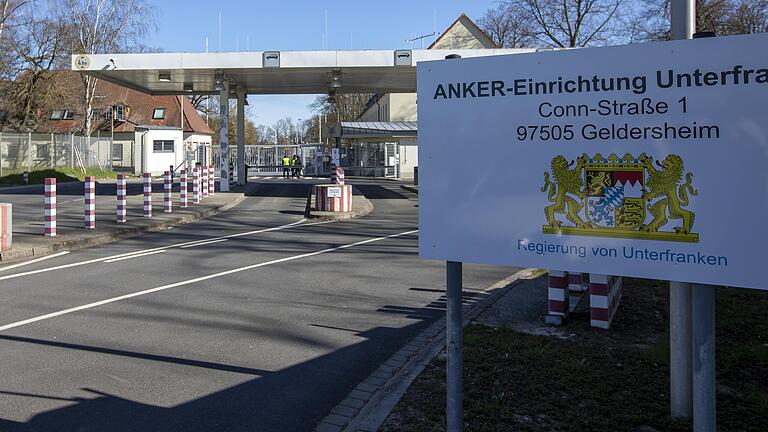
[382,278,768,432]
[0,168,118,185]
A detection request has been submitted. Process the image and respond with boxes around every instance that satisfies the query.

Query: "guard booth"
[327,121,417,180]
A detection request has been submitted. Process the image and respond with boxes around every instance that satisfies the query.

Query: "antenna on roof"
[406,32,439,49]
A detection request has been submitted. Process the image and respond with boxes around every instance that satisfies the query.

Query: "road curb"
[0,193,246,263]
[315,268,541,432]
[399,185,418,194]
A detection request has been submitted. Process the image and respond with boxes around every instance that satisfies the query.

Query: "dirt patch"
[381,278,768,432]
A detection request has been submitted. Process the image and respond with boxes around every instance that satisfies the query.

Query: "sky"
[146,0,498,126]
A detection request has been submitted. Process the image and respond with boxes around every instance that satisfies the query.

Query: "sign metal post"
[669,0,695,420]
[446,260,463,432]
[693,284,716,431]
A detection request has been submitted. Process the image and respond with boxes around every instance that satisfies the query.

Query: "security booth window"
[152,108,166,119]
[153,140,174,153]
[36,144,50,160]
[112,143,123,161]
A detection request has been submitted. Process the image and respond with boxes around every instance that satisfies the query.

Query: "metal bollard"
[84,176,95,229]
[0,203,12,251]
[44,178,56,236]
[180,169,188,208]
[193,167,200,204]
[202,165,209,198]
[163,171,172,213]
[208,165,215,196]
[143,173,152,217]
[116,174,127,223]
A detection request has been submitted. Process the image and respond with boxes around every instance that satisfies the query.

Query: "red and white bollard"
[545,270,569,325]
[201,165,209,198]
[193,167,200,204]
[143,173,152,217]
[315,184,352,212]
[0,203,12,251]
[208,165,215,196]
[116,174,127,223]
[335,167,345,185]
[164,171,173,213]
[44,178,56,236]
[84,176,95,229]
[589,274,623,329]
[180,169,188,208]
[568,272,587,293]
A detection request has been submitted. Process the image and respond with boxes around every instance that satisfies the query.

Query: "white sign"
[418,34,768,290]
[327,186,342,198]
[331,148,340,166]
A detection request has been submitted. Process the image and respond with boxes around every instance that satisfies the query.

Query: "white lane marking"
[0,219,333,282]
[0,229,418,333]
[179,238,228,249]
[0,252,71,272]
[103,250,167,263]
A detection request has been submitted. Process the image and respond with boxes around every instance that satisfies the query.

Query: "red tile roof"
[42,71,213,135]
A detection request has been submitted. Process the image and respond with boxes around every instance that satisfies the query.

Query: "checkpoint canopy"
[417,33,768,290]
[70,49,530,95]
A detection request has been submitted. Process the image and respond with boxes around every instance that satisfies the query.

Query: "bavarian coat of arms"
[541,153,699,242]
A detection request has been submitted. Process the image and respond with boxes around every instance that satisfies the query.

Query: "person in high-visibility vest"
[291,155,302,178]
[282,155,292,178]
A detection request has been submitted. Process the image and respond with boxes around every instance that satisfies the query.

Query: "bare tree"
[2,4,68,131]
[310,93,373,123]
[630,0,768,41]
[54,0,155,138]
[479,3,536,47]
[505,0,623,47]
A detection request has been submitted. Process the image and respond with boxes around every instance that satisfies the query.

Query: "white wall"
[398,137,418,180]
[135,129,184,175]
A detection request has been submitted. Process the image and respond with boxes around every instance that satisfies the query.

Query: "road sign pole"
[669,0,695,420]
[692,284,716,432]
[670,281,693,418]
[446,260,463,432]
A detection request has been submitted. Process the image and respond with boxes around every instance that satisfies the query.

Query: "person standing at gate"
[292,155,302,178]
[282,155,292,178]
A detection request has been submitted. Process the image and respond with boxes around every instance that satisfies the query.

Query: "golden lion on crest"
[541,152,699,242]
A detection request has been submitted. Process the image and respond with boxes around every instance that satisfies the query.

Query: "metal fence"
[0,132,119,176]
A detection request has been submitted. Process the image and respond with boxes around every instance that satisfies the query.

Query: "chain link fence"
[0,132,121,176]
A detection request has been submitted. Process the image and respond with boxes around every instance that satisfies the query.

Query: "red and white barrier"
[0,203,11,251]
[164,171,173,213]
[208,165,215,196]
[568,272,587,293]
[84,176,95,229]
[546,270,569,324]
[143,173,152,217]
[201,165,209,198]
[44,178,56,236]
[193,167,200,204]
[315,184,352,212]
[180,169,188,208]
[116,174,127,223]
[589,274,623,329]
[335,167,345,185]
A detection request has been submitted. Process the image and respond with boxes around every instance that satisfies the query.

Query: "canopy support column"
[219,80,230,192]
[237,88,246,185]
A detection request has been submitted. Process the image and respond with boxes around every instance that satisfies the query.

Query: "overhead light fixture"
[183,83,194,92]
[329,76,342,90]
[158,72,171,82]
[214,79,224,91]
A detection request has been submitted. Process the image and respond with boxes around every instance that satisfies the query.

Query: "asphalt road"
[0,178,517,432]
